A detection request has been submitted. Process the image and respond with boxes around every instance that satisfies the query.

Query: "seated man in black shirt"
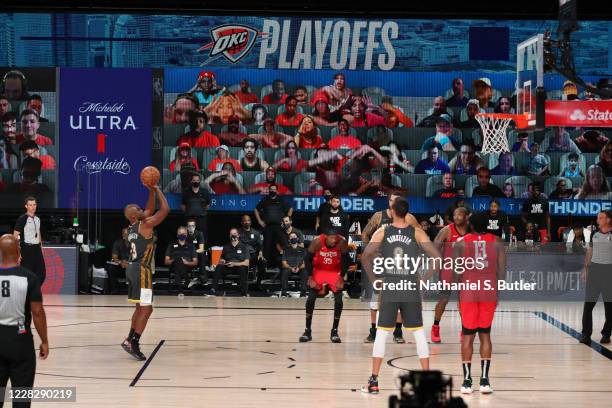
[516,222,541,251]
[431,172,462,199]
[484,199,510,241]
[238,214,266,289]
[108,227,130,294]
[277,215,305,254]
[211,228,250,296]
[164,226,198,294]
[186,219,207,289]
[521,182,551,242]
[280,231,307,297]
[471,167,504,198]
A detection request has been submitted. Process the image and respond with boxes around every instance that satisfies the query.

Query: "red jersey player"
[431,206,469,342]
[456,212,506,395]
[298,233,350,343]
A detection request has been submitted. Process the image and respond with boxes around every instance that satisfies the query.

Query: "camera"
[389,370,467,408]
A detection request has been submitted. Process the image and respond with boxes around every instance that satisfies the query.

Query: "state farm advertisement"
[545,100,612,127]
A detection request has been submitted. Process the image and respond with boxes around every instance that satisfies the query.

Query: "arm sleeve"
[14,215,26,234]
[304,251,314,276]
[165,243,173,258]
[27,273,43,303]
[341,252,351,277]
[189,244,197,259]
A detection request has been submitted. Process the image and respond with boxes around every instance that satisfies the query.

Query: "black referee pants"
[263,224,284,269]
[0,329,36,408]
[581,263,612,337]
[20,244,46,285]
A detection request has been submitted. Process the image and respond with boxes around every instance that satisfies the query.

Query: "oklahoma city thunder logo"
[198,24,262,64]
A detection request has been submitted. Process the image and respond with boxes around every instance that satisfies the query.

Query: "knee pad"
[369,301,378,310]
[372,329,391,358]
[412,328,429,359]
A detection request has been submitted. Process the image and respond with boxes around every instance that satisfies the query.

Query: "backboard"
[516,34,545,130]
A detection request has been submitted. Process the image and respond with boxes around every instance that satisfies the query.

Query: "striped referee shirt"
[0,266,42,328]
[590,230,612,265]
[14,213,41,245]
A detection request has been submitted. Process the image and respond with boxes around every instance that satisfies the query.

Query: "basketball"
[140,166,160,187]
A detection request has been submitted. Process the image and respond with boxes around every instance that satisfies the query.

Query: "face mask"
[324,194,332,201]
[178,234,187,241]
[269,191,277,198]
[230,235,239,241]
[282,223,290,230]
[187,226,195,233]
[192,181,200,187]
[289,238,299,245]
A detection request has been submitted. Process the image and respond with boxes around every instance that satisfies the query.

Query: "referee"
[0,234,49,407]
[580,210,612,345]
[13,197,46,284]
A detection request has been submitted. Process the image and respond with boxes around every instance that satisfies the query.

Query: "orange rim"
[476,112,530,129]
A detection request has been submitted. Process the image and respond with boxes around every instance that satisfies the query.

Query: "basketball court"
[32,295,611,407]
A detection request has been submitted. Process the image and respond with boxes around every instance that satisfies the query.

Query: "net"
[476,113,513,154]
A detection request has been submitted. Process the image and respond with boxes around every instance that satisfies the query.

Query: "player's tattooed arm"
[434,225,450,250]
[361,226,385,288]
[361,212,381,244]
[339,237,351,278]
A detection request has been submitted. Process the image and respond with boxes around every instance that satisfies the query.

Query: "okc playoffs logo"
[570,109,587,121]
[199,24,262,64]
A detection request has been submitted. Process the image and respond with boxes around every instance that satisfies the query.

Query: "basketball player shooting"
[121,168,169,361]
[455,212,506,394]
[298,233,350,343]
[360,198,442,394]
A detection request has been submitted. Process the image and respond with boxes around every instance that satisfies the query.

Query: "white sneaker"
[460,379,473,394]
[479,378,493,394]
[187,278,200,289]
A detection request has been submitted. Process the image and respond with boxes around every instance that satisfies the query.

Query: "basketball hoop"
[476,113,529,154]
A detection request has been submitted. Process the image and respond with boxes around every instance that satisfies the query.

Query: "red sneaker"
[431,324,441,343]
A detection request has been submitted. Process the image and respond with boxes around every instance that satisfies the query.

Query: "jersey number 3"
[1,280,10,297]
[474,242,489,268]
[130,242,137,261]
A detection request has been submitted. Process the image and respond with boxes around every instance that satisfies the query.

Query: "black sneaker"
[393,329,406,344]
[479,377,493,394]
[579,334,591,345]
[129,341,147,361]
[601,335,611,344]
[460,378,473,394]
[360,375,380,394]
[299,329,312,342]
[364,327,376,343]
[121,338,132,355]
[330,328,342,343]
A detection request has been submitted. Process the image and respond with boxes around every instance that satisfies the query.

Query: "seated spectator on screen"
[548,179,575,199]
[562,80,579,101]
[344,166,402,197]
[309,148,345,191]
[343,95,386,128]
[206,93,252,126]
[0,113,19,167]
[25,94,49,123]
[218,115,247,147]
[525,143,550,176]
[574,165,612,200]
[204,162,246,194]
[494,96,513,114]
[280,231,307,297]
[456,99,481,129]
[546,127,580,154]
[502,182,514,198]
[177,111,220,148]
[512,132,532,152]
[210,228,250,297]
[275,96,304,127]
[16,109,52,146]
[328,119,362,150]
[491,152,518,175]
[448,141,484,175]
[0,94,10,116]
[380,142,414,174]
[189,70,225,107]
[1,70,30,101]
[302,177,325,196]
[415,146,450,175]
[0,140,12,169]
[262,79,288,104]
[575,129,609,153]
[431,172,462,199]
[583,82,598,100]
[293,86,309,106]
[164,168,197,194]
[430,114,458,151]
[207,144,242,172]
[108,227,130,294]
[250,104,269,126]
[248,168,293,195]
[233,79,259,104]
[473,77,494,108]
[472,167,504,197]
[446,78,469,108]
[561,152,585,178]
[566,222,591,254]
[321,73,352,112]
[294,116,324,149]
[597,141,612,177]
[380,95,414,128]
[367,125,392,150]
[240,138,269,172]
[249,118,294,149]
[20,140,55,170]
[165,93,199,124]
[516,222,540,250]
[6,157,51,197]
[169,142,199,172]
[520,181,549,199]
[311,95,341,127]
[164,226,198,294]
[417,96,448,127]
[273,140,308,173]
